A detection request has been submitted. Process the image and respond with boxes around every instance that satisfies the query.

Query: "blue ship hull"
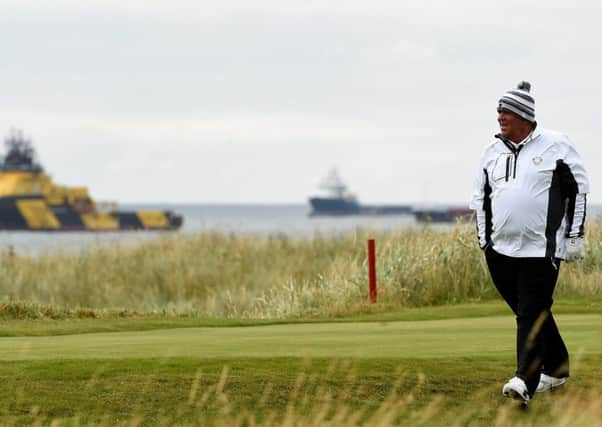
[309,197,412,216]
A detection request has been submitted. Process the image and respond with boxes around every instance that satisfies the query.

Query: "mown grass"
[2,314,600,361]
[1,300,601,425]
[1,221,601,319]
[0,311,600,425]
[0,300,600,337]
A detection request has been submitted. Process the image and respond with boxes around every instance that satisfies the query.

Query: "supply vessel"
[0,131,183,231]
[308,169,412,216]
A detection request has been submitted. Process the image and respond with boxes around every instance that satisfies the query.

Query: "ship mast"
[319,168,348,198]
[1,129,43,172]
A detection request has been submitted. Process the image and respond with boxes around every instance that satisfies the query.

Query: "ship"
[308,169,412,216]
[412,206,474,223]
[0,131,183,231]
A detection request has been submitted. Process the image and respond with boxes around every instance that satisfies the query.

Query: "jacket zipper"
[513,145,523,178]
[498,138,524,180]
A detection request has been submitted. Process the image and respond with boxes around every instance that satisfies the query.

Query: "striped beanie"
[498,81,535,123]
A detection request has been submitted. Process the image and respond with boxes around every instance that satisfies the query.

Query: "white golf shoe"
[536,374,567,393]
[502,377,530,403]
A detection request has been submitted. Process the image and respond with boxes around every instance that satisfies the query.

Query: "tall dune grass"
[1,221,601,318]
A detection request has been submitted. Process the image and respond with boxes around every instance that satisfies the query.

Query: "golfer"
[469,81,590,403]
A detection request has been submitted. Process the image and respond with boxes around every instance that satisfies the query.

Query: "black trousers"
[485,247,569,396]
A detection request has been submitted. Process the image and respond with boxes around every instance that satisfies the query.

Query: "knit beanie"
[498,81,535,123]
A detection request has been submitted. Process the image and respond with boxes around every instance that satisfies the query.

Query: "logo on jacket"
[532,156,543,165]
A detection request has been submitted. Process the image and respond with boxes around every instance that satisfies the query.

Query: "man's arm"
[469,153,492,250]
[559,142,590,261]
[562,144,589,238]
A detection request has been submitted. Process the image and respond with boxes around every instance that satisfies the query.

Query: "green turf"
[1,314,601,361]
[1,307,601,425]
[1,298,600,337]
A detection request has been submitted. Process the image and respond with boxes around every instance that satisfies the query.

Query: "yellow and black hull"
[0,196,182,231]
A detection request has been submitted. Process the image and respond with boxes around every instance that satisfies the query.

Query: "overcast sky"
[1,0,601,204]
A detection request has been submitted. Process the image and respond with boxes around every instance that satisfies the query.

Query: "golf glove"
[565,237,585,262]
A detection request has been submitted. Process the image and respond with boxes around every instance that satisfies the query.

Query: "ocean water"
[0,203,599,255]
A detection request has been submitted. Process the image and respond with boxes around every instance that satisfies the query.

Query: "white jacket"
[469,127,590,259]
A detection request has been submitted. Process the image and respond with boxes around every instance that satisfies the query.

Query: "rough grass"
[1,356,601,426]
[1,221,601,318]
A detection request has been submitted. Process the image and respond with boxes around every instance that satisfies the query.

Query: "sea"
[1,203,599,255]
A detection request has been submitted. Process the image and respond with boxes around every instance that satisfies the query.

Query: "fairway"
[2,312,602,425]
[2,314,600,360]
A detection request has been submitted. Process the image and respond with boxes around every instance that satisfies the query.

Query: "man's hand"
[565,237,585,262]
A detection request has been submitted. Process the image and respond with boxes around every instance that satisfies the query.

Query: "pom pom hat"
[498,81,535,123]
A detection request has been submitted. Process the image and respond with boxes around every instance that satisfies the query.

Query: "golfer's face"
[497,110,521,139]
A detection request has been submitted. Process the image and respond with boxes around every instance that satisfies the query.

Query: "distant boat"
[308,169,412,216]
[0,130,183,231]
[413,206,474,223]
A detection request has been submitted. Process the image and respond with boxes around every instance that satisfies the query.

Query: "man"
[469,81,590,404]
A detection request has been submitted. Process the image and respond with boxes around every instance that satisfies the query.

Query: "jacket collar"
[495,125,541,152]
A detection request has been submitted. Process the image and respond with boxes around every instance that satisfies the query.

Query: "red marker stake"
[368,239,377,303]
